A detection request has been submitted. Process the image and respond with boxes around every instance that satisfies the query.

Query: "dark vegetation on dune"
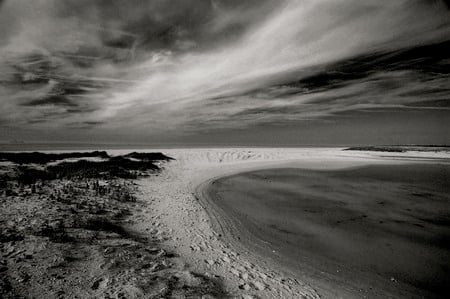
[0,151,174,184]
[124,152,174,161]
[0,151,173,165]
[344,146,406,152]
[0,151,109,164]
[344,145,450,153]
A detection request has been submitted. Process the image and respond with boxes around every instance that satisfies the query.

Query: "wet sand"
[203,163,450,298]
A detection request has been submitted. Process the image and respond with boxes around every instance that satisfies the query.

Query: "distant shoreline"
[0,143,347,152]
[344,145,450,153]
[2,143,449,153]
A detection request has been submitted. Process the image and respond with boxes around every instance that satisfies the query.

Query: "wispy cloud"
[0,0,449,141]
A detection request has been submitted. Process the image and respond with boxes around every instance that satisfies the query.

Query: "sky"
[0,0,449,146]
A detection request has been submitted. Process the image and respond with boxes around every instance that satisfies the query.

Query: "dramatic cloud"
[0,0,449,143]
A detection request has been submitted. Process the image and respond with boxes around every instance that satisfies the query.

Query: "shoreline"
[137,149,333,298]
[195,177,329,298]
[137,147,450,298]
[197,164,450,298]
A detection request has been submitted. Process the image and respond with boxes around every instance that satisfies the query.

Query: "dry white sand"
[133,147,450,299]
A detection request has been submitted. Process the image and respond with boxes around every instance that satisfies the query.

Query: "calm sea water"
[206,164,450,298]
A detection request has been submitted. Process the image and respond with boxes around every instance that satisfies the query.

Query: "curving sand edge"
[134,148,449,299]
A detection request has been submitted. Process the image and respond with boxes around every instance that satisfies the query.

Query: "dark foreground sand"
[203,163,450,298]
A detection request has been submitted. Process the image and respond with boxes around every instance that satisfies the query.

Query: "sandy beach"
[1,147,448,298]
[1,151,232,298]
[133,147,450,298]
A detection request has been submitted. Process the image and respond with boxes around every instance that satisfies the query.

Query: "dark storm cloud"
[1,0,275,57]
[0,0,450,140]
[51,0,227,53]
[405,99,450,108]
[266,40,450,96]
[22,96,77,107]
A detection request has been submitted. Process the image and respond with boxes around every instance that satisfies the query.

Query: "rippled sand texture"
[205,164,450,298]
